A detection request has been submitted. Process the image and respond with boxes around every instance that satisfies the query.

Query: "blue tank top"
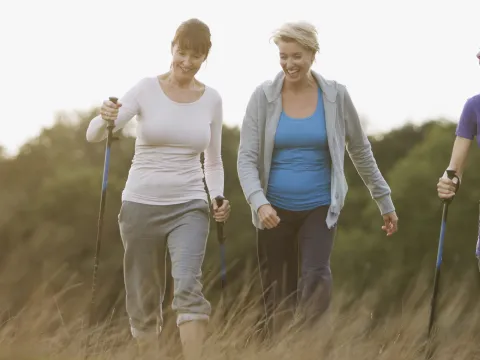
[266,87,332,211]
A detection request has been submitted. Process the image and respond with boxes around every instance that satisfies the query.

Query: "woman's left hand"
[212,198,231,222]
[382,211,398,236]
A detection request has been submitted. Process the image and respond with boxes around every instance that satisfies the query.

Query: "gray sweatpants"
[117,199,211,338]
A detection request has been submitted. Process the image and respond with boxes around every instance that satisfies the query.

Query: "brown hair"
[171,18,212,58]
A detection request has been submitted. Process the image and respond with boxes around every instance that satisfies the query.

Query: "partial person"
[437,50,480,270]
[86,18,231,359]
[237,21,398,336]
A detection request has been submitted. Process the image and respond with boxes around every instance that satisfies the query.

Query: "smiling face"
[169,18,212,83]
[171,43,206,82]
[277,39,315,84]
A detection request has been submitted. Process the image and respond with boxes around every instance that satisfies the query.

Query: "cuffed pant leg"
[166,200,212,326]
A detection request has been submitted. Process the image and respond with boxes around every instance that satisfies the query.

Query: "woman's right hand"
[258,204,281,229]
[100,99,122,122]
[437,176,458,200]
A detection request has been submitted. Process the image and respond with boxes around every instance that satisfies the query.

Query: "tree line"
[1,109,480,327]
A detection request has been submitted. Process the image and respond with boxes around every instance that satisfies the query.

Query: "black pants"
[256,204,336,336]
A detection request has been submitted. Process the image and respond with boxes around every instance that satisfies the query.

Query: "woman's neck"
[165,71,196,90]
[283,71,316,93]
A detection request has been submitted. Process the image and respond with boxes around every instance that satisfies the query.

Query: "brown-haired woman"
[86,18,231,358]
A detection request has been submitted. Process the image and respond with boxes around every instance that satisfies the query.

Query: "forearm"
[86,115,112,142]
[204,156,224,200]
[348,145,394,213]
[348,145,390,196]
[86,79,142,143]
[343,86,394,214]
[237,119,269,211]
[237,86,271,211]
[445,136,472,180]
[204,96,225,200]
[237,157,269,211]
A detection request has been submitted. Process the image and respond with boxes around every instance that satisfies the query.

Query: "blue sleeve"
[456,97,478,140]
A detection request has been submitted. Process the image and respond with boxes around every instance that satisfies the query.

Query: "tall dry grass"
[1,260,480,360]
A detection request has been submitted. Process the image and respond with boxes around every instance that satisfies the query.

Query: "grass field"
[1,264,480,360]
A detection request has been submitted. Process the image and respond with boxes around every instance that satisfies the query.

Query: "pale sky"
[1,0,479,156]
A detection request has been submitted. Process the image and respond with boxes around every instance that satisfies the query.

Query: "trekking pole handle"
[446,169,456,180]
[107,97,118,125]
[446,169,460,188]
[445,169,460,203]
[104,97,119,142]
[215,195,224,209]
[214,195,226,244]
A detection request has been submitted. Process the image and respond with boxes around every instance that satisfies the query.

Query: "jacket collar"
[261,69,338,103]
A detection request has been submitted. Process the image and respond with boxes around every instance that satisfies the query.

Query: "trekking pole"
[215,195,227,290]
[477,201,480,273]
[85,97,119,356]
[427,169,460,340]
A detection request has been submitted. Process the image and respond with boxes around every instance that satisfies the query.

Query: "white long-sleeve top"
[86,77,224,205]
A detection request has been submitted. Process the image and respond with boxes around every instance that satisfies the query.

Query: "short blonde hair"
[271,21,320,55]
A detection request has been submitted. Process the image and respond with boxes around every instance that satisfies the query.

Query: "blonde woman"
[237,21,398,335]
